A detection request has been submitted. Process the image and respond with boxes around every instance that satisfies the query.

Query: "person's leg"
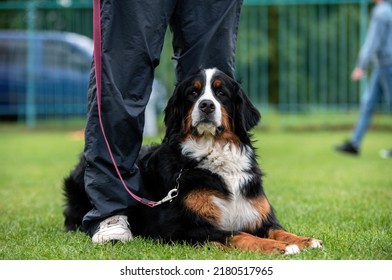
[378,65,392,110]
[350,68,383,148]
[83,0,175,239]
[170,0,243,81]
[377,65,392,158]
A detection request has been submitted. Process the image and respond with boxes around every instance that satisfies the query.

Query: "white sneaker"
[92,215,133,244]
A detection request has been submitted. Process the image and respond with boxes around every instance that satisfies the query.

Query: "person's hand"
[351,67,365,81]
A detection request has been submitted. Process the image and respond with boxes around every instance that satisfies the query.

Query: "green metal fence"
[0,0,387,127]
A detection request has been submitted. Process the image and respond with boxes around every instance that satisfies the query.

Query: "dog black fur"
[63,68,322,254]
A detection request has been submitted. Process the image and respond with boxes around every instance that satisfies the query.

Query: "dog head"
[164,68,260,143]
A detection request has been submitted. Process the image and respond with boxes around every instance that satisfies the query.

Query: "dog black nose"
[199,99,215,115]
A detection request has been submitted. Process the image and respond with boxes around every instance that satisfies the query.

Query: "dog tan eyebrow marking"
[193,80,202,90]
[213,79,222,89]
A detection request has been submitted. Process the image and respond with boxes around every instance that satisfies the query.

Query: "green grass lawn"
[0,122,391,260]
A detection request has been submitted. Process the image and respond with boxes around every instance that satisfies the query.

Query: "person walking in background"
[335,0,392,158]
[83,0,243,244]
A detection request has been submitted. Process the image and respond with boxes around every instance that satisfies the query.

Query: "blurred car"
[0,30,93,119]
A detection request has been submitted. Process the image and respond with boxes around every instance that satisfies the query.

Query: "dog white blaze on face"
[191,68,222,135]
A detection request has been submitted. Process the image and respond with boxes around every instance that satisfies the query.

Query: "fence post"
[358,0,368,100]
[26,1,36,128]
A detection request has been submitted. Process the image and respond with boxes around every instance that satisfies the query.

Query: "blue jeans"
[351,65,392,148]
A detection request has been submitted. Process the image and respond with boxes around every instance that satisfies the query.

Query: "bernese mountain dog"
[63,68,323,255]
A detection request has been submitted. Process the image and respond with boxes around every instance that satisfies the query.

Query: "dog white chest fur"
[181,138,261,231]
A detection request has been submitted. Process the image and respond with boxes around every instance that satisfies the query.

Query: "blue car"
[0,30,93,119]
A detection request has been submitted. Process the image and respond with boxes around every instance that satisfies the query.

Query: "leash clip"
[153,168,185,207]
[154,189,179,206]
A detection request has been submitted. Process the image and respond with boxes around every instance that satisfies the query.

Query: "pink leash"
[92,0,178,207]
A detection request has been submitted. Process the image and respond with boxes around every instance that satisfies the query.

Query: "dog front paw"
[283,244,300,255]
[308,238,323,249]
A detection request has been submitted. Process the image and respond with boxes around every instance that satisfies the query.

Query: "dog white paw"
[309,239,323,248]
[284,244,300,255]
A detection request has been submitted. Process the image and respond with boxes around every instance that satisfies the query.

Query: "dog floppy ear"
[234,83,261,136]
[164,81,184,140]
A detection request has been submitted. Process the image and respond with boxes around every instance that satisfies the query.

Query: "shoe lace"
[99,216,129,230]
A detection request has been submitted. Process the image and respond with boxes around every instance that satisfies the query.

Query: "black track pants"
[83,0,243,235]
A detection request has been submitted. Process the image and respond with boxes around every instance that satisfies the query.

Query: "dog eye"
[216,90,225,97]
[188,91,199,99]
